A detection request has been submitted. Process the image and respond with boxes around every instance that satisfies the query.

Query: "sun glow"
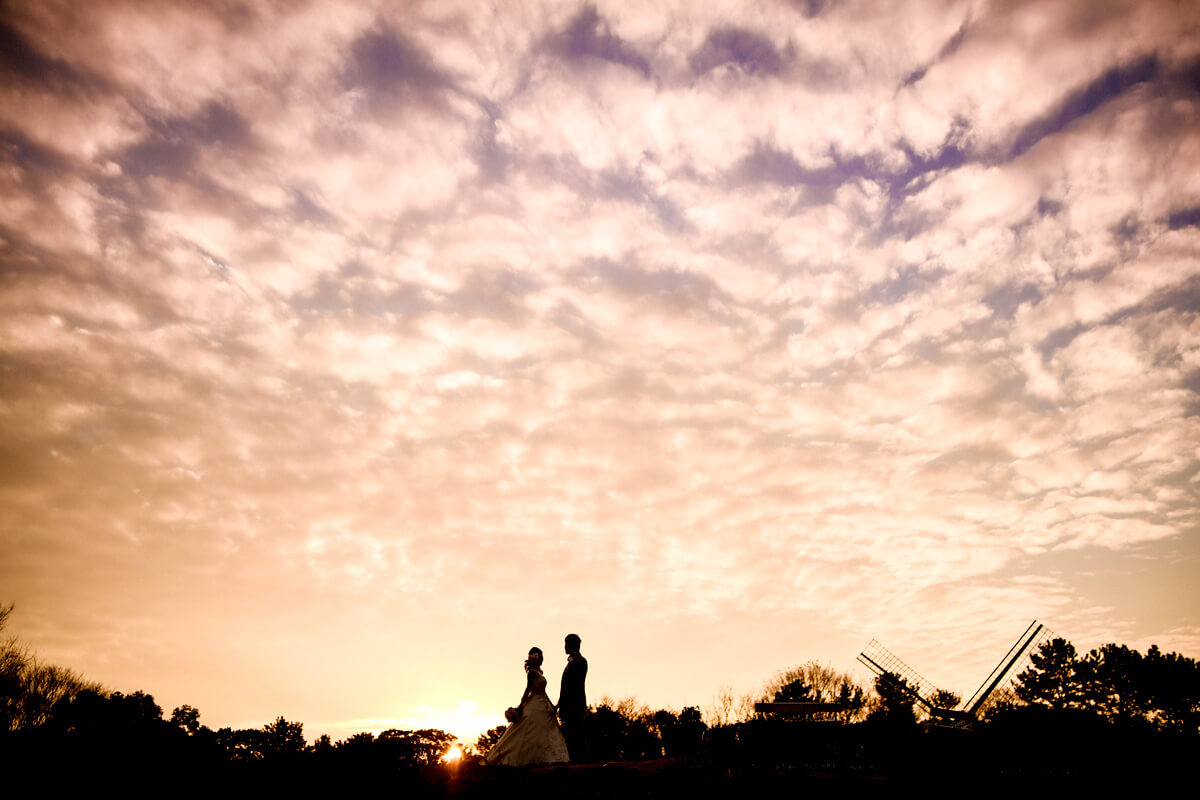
[312,700,503,746]
[442,745,463,764]
[393,700,503,744]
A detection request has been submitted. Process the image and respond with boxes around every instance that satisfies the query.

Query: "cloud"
[342,25,461,110]
[1006,54,1161,160]
[550,5,653,78]
[0,0,1197,731]
[688,26,787,78]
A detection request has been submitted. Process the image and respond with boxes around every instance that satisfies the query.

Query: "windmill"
[857,620,1056,728]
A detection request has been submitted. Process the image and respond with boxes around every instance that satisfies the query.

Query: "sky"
[1,0,1199,744]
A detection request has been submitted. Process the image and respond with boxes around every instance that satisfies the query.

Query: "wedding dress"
[483,669,570,766]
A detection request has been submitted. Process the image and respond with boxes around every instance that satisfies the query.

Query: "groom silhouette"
[558,633,588,761]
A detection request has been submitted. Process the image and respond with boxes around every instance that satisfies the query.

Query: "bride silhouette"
[483,647,569,766]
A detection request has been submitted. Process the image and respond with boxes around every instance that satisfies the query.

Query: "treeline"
[1,605,461,790]
[477,700,709,761]
[471,662,872,761]
[1,604,102,733]
[683,638,1197,791]
[3,601,1197,791]
[1007,637,1200,732]
[5,689,462,792]
[4,687,463,792]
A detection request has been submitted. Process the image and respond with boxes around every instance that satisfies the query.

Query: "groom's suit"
[559,652,588,760]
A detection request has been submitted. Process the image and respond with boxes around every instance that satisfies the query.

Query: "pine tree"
[1014,637,1081,710]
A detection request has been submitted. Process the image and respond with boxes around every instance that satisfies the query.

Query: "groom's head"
[564,633,581,654]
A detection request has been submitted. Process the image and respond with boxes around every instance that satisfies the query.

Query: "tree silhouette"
[310,733,334,754]
[772,677,816,703]
[587,703,630,760]
[660,706,705,755]
[1008,637,1199,734]
[1015,637,1081,710]
[761,662,865,706]
[707,685,749,726]
[376,728,457,765]
[42,685,184,775]
[0,603,21,731]
[1079,643,1148,723]
[1142,645,1200,734]
[835,680,866,722]
[758,663,870,723]
[170,704,204,736]
[928,689,961,710]
[262,716,306,756]
[475,724,505,755]
[1,604,100,733]
[867,672,917,726]
[337,731,376,754]
[215,726,267,761]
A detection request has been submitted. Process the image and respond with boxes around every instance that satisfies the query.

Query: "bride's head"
[525,647,544,670]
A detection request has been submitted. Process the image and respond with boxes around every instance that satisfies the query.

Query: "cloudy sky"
[2,0,1199,742]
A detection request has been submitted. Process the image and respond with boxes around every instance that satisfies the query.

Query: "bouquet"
[504,706,522,723]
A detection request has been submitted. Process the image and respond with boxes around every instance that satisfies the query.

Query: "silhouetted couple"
[483,634,587,766]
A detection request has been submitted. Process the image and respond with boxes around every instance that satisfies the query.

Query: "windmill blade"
[963,621,1059,717]
[857,639,946,711]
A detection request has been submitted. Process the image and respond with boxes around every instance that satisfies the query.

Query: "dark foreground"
[7,713,1194,798]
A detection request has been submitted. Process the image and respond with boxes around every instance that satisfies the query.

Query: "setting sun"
[442,745,464,764]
